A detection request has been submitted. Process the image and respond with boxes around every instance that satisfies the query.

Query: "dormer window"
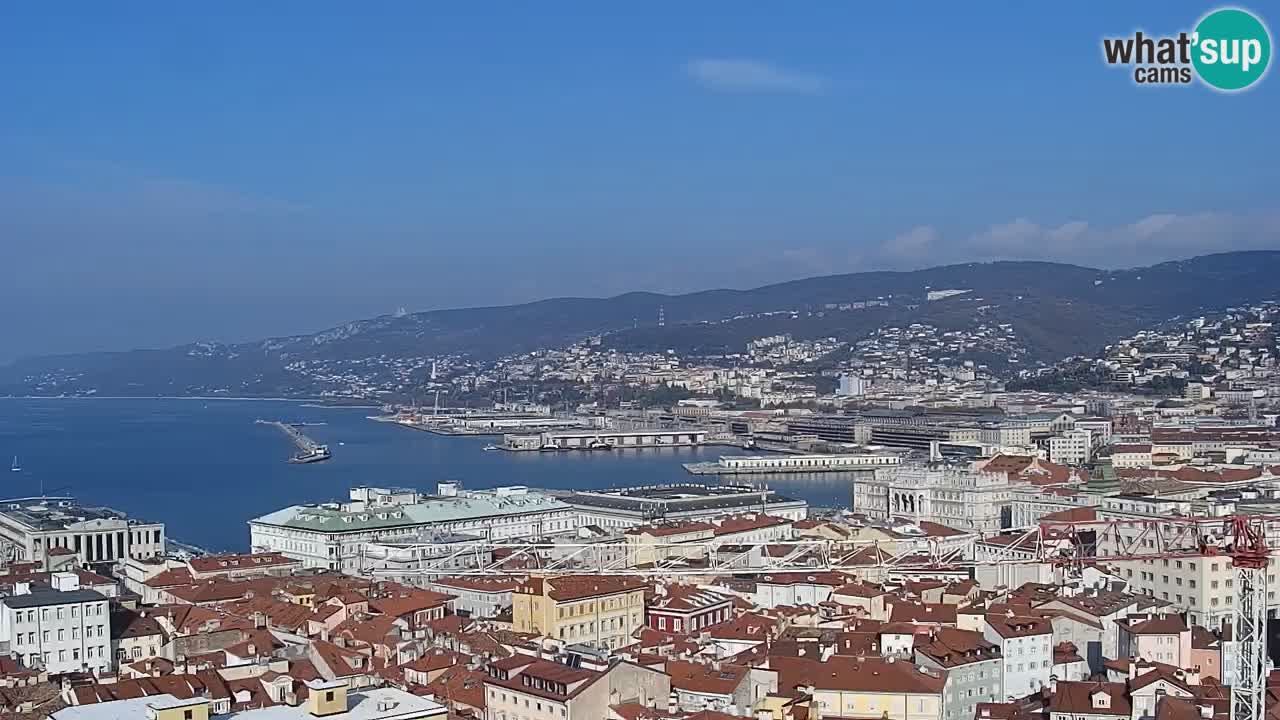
[1091,692,1110,709]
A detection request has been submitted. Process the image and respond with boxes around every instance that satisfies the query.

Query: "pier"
[257,420,331,463]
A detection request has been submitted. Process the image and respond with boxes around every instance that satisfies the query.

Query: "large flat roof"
[0,498,159,532]
[252,492,570,533]
[568,485,802,513]
[4,588,107,609]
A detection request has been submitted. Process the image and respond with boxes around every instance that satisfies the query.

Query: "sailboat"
[10,456,20,472]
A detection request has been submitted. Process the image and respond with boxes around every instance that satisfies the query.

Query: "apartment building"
[512,576,646,650]
[914,629,1003,720]
[1096,495,1240,629]
[983,614,1052,699]
[483,655,669,720]
[424,576,519,618]
[0,573,112,674]
[791,655,948,720]
[1116,613,1192,667]
[647,584,735,634]
[1050,429,1093,466]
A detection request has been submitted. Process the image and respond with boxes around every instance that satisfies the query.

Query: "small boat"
[10,456,19,473]
[540,443,561,452]
[483,444,500,451]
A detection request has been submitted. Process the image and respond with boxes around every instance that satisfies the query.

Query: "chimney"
[1049,675,1058,694]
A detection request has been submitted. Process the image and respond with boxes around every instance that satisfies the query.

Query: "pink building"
[1116,612,1191,667]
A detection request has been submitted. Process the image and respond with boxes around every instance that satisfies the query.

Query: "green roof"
[251,493,570,533]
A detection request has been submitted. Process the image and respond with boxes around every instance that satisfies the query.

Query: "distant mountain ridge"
[4,251,1279,397]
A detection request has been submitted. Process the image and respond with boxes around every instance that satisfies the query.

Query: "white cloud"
[685,59,826,94]
[882,225,939,260]
[872,212,1280,269]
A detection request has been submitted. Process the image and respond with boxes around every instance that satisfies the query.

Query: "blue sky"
[1,2,1277,360]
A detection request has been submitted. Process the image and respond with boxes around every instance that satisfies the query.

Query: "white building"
[853,463,1026,533]
[568,485,807,531]
[423,576,518,618]
[250,486,576,573]
[1049,429,1093,466]
[983,614,1052,699]
[1096,495,1240,628]
[1010,489,1097,528]
[0,497,165,567]
[838,374,867,397]
[0,573,112,674]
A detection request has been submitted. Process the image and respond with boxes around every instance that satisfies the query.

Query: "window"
[326,692,334,702]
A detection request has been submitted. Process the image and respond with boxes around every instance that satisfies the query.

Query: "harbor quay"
[683,452,902,475]
[501,428,709,451]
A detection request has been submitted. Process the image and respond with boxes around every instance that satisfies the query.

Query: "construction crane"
[368,513,1275,720]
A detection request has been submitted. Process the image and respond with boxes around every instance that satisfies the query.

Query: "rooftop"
[3,588,106,609]
[52,688,446,720]
[252,491,570,532]
[567,484,802,514]
[0,497,160,532]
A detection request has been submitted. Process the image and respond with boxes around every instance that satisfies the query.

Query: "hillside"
[3,251,1278,397]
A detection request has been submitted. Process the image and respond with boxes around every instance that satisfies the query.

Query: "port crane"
[370,513,1278,720]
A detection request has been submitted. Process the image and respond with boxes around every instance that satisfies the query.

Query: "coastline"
[0,396,376,407]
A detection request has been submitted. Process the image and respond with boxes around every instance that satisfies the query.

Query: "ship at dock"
[290,444,331,464]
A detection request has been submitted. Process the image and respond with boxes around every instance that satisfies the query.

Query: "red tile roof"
[517,575,647,602]
[889,602,958,625]
[189,552,299,573]
[1049,681,1131,717]
[985,614,1052,639]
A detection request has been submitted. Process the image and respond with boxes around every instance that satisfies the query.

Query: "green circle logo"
[1192,8,1271,91]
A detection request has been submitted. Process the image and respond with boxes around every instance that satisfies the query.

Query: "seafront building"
[566,484,807,530]
[683,452,901,475]
[0,496,166,568]
[249,485,576,573]
[852,462,1027,533]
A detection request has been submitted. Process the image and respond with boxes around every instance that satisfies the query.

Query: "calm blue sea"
[0,399,857,551]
